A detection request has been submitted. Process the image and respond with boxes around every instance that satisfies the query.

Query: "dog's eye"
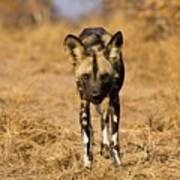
[100,73,109,80]
[82,73,90,80]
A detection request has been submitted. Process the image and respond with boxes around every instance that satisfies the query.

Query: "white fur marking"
[114,73,119,78]
[113,115,118,123]
[112,133,118,145]
[82,119,87,126]
[82,112,87,118]
[102,126,109,145]
[113,149,121,165]
[103,112,107,121]
[84,154,91,168]
[83,131,89,144]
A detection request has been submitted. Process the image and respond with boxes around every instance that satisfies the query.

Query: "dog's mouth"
[90,96,103,104]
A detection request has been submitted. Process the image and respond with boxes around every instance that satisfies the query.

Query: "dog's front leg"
[100,109,110,158]
[110,94,121,166]
[80,100,92,168]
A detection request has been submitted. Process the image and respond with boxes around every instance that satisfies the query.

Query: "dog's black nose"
[92,90,101,102]
[92,94,101,100]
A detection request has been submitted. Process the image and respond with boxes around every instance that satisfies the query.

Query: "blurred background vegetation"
[0,0,179,40]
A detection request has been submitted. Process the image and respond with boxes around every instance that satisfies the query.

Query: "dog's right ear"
[64,35,85,65]
[105,31,123,63]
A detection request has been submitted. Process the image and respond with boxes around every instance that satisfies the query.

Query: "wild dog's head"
[64,30,123,104]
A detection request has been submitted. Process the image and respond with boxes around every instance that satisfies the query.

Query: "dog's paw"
[110,148,121,166]
[100,144,110,159]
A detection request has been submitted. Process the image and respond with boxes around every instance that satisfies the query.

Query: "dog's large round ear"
[64,34,85,64]
[106,31,123,62]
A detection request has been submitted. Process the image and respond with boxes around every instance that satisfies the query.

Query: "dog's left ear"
[64,34,85,65]
[106,31,123,62]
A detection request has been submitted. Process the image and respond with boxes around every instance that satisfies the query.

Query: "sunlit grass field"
[0,1,180,179]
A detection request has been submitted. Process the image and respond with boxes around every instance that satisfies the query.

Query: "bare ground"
[0,14,180,180]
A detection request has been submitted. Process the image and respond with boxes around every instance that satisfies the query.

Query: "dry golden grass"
[0,4,180,179]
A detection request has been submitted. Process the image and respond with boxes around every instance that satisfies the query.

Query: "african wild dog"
[64,27,125,168]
